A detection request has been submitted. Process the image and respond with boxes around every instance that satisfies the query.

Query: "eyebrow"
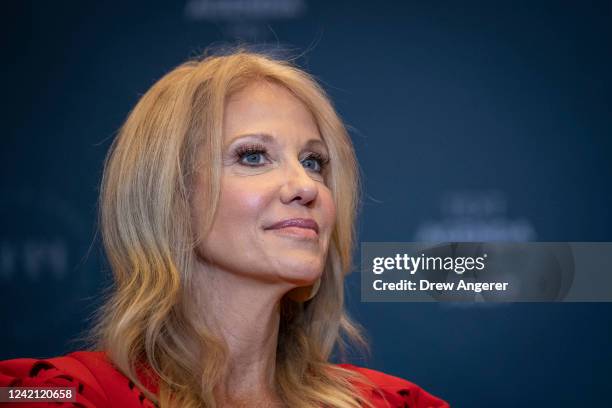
[225,133,328,152]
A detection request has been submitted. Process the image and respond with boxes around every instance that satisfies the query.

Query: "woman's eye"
[302,157,321,172]
[235,145,329,173]
[241,151,266,165]
[301,153,328,173]
[235,145,269,166]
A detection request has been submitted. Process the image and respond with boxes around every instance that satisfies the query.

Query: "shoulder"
[337,363,450,408]
[0,351,157,408]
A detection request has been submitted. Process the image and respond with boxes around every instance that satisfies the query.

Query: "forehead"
[223,81,323,146]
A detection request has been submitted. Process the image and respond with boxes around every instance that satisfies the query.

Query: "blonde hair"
[93,49,372,407]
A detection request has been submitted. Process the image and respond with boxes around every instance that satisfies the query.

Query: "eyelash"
[234,143,330,173]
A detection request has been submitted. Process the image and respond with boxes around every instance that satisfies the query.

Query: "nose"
[279,159,319,206]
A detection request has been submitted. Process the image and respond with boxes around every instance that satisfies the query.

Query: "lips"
[265,218,319,233]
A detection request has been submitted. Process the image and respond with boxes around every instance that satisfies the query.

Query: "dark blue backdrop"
[2,1,611,406]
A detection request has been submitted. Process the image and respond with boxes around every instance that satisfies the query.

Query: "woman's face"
[193,81,336,289]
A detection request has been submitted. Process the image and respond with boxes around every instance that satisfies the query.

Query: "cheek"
[215,178,271,229]
[319,188,337,232]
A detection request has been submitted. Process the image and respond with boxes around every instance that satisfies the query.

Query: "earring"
[286,278,321,302]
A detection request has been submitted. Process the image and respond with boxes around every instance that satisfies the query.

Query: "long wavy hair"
[93,49,372,408]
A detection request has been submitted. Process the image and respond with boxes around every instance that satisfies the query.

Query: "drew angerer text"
[373,279,509,293]
[370,253,510,293]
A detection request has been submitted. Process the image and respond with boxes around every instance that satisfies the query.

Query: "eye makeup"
[231,142,330,173]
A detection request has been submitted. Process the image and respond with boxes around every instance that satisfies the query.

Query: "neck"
[192,261,294,403]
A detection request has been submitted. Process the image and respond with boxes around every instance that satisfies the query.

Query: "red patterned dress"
[0,351,449,407]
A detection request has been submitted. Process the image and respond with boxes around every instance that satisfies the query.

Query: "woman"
[0,50,449,408]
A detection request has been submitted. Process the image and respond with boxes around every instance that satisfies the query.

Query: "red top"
[0,351,449,407]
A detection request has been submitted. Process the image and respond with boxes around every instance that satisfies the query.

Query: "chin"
[277,259,324,285]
